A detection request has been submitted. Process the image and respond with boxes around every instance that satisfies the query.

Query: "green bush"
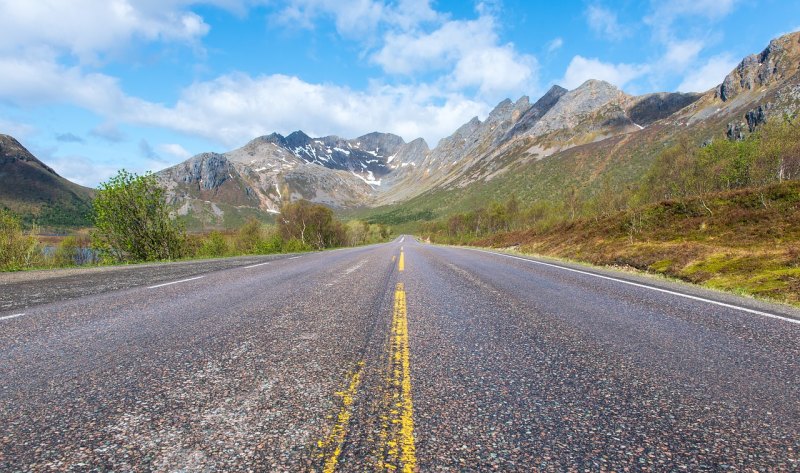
[278,200,346,249]
[234,218,263,254]
[198,231,229,257]
[92,170,187,262]
[281,237,309,253]
[0,210,40,271]
[255,228,284,254]
[53,235,94,266]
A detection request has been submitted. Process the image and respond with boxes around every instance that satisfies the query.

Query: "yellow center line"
[317,281,417,472]
[392,283,417,472]
[319,360,365,473]
[398,252,405,272]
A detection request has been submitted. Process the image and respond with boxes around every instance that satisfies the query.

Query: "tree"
[278,200,345,250]
[640,138,698,203]
[753,115,800,183]
[505,194,521,230]
[92,170,186,262]
[234,218,264,254]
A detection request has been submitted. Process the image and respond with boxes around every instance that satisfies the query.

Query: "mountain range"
[3,31,799,229]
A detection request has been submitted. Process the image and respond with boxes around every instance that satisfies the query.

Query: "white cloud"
[372,16,497,75]
[546,37,563,53]
[0,118,36,139]
[372,14,538,100]
[0,53,131,110]
[561,56,649,90]
[450,46,537,98]
[272,0,439,37]
[45,154,120,187]
[645,0,739,42]
[677,53,737,92]
[158,143,193,160]
[127,73,488,147]
[662,39,704,71]
[0,0,226,62]
[585,5,629,41]
[0,52,484,147]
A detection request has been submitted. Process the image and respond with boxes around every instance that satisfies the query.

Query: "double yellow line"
[318,248,416,472]
[379,282,416,472]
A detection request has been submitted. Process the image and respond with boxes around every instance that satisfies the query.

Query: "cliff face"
[717,32,800,102]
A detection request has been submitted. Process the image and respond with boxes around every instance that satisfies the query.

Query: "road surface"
[1,237,798,471]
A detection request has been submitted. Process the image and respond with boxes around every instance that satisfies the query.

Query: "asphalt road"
[1,237,798,471]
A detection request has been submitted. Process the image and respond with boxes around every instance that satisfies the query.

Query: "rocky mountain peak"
[503,86,568,140]
[353,132,406,156]
[574,79,624,99]
[528,79,628,136]
[449,116,482,141]
[0,134,59,177]
[284,130,312,148]
[717,31,800,101]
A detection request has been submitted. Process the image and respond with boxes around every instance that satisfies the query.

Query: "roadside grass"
[1,215,394,273]
[467,182,800,305]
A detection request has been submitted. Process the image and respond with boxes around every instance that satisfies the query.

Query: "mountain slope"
[156,131,428,228]
[0,134,94,227]
[150,30,800,230]
[358,30,800,229]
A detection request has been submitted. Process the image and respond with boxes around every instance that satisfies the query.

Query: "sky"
[0,0,798,187]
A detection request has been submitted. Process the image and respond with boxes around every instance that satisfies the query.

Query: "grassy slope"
[0,138,95,229]
[351,113,727,234]
[470,182,800,305]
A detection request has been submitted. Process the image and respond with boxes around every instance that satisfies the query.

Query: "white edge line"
[288,256,302,260]
[147,276,204,289]
[243,261,271,269]
[0,313,25,321]
[467,248,800,325]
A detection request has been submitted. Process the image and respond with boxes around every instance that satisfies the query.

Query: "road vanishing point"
[1,237,798,471]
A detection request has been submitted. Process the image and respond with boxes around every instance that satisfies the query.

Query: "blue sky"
[0,0,797,187]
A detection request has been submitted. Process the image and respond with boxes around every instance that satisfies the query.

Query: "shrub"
[92,170,186,262]
[281,237,309,253]
[0,210,40,271]
[234,218,263,254]
[199,231,229,257]
[255,227,284,254]
[54,235,95,266]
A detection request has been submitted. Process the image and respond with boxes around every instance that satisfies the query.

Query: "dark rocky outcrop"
[727,122,746,141]
[627,92,702,126]
[746,104,770,132]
